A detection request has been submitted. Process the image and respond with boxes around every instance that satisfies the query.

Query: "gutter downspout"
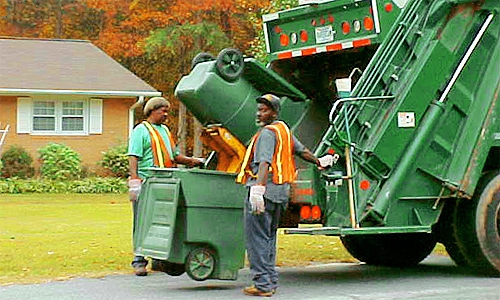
[129,96,145,137]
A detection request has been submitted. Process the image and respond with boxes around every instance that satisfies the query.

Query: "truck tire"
[215,48,244,82]
[340,233,436,267]
[454,172,500,276]
[433,201,469,267]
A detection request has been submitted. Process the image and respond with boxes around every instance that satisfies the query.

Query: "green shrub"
[101,144,129,178]
[0,145,34,179]
[0,177,127,193]
[38,143,82,180]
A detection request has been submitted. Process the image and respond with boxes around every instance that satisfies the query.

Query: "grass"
[0,194,132,285]
[0,194,448,285]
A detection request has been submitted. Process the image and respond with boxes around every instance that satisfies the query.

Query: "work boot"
[243,286,273,297]
[133,265,147,276]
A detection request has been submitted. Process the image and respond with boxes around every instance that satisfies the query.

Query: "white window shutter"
[17,97,32,133]
[89,98,103,134]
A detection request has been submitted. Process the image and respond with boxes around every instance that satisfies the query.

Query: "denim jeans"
[245,194,285,292]
[131,199,148,267]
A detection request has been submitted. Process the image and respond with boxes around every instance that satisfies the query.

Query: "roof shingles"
[0,38,160,96]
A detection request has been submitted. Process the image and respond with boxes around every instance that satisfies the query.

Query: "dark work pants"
[244,193,285,292]
[131,199,148,267]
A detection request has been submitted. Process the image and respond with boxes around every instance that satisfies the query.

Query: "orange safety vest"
[236,121,296,184]
[142,121,177,168]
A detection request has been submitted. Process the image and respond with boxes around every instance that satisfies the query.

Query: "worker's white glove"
[193,157,205,165]
[249,185,266,214]
[188,157,205,167]
[128,179,142,202]
[317,154,335,168]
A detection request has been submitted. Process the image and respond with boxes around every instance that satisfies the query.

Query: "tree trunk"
[193,118,203,157]
[177,103,187,154]
[55,0,62,38]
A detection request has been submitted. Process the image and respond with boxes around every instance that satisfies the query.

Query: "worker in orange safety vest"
[236,93,334,297]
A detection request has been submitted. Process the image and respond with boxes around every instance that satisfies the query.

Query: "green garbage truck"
[136,0,500,279]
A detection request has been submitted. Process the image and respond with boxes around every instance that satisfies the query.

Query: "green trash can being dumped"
[133,168,247,281]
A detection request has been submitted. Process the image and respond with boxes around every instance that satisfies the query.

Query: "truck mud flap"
[133,178,181,260]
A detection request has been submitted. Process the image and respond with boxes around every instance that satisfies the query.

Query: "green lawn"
[0,194,447,285]
[0,194,132,285]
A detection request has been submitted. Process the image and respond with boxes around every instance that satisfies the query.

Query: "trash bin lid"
[243,58,308,102]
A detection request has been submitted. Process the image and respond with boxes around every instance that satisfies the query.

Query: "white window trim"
[17,95,103,136]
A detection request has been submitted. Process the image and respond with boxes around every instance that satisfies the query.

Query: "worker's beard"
[255,119,265,127]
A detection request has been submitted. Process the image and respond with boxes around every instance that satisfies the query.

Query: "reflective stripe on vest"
[142,121,176,168]
[236,121,296,184]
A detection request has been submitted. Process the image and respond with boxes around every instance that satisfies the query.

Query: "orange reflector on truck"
[300,206,311,220]
[311,205,321,220]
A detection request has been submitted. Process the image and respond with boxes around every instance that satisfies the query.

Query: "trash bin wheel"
[185,247,216,281]
[216,48,244,82]
[191,52,215,70]
[151,259,185,276]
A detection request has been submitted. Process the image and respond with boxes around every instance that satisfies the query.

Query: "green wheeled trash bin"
[133,168,247,281]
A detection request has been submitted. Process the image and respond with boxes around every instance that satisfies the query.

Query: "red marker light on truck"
[280,33,290,46]
[360,180,370,190]
[364,17,374,31]
[385,3,393,12]
[300,30,309,42]
[342,22,350,34]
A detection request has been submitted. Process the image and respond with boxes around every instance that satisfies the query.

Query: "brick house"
[0,37,161,175]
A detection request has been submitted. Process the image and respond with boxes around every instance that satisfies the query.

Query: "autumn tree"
[248,0,299,63]
[0,0,298,154]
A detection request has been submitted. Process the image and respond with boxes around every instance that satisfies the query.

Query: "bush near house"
[100,144,129,178]
[0,177,127,194]
[38,143,82,181]
[0,143,131,194]
[0,145,34,179]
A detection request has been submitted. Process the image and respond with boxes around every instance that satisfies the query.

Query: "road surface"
[1,256,498,300]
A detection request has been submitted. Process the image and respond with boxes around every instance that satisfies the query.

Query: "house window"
[32,100,85,133]
[33,101,56,131]
[17,97,103,135]
[62,101,84,131]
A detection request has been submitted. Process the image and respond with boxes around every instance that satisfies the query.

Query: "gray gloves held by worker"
[128,179,142,202]
[249,185,266,214]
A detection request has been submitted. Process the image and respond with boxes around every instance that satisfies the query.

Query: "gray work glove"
[128,179,142,202]
[249,185,266,214]
[317,154,338,168]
